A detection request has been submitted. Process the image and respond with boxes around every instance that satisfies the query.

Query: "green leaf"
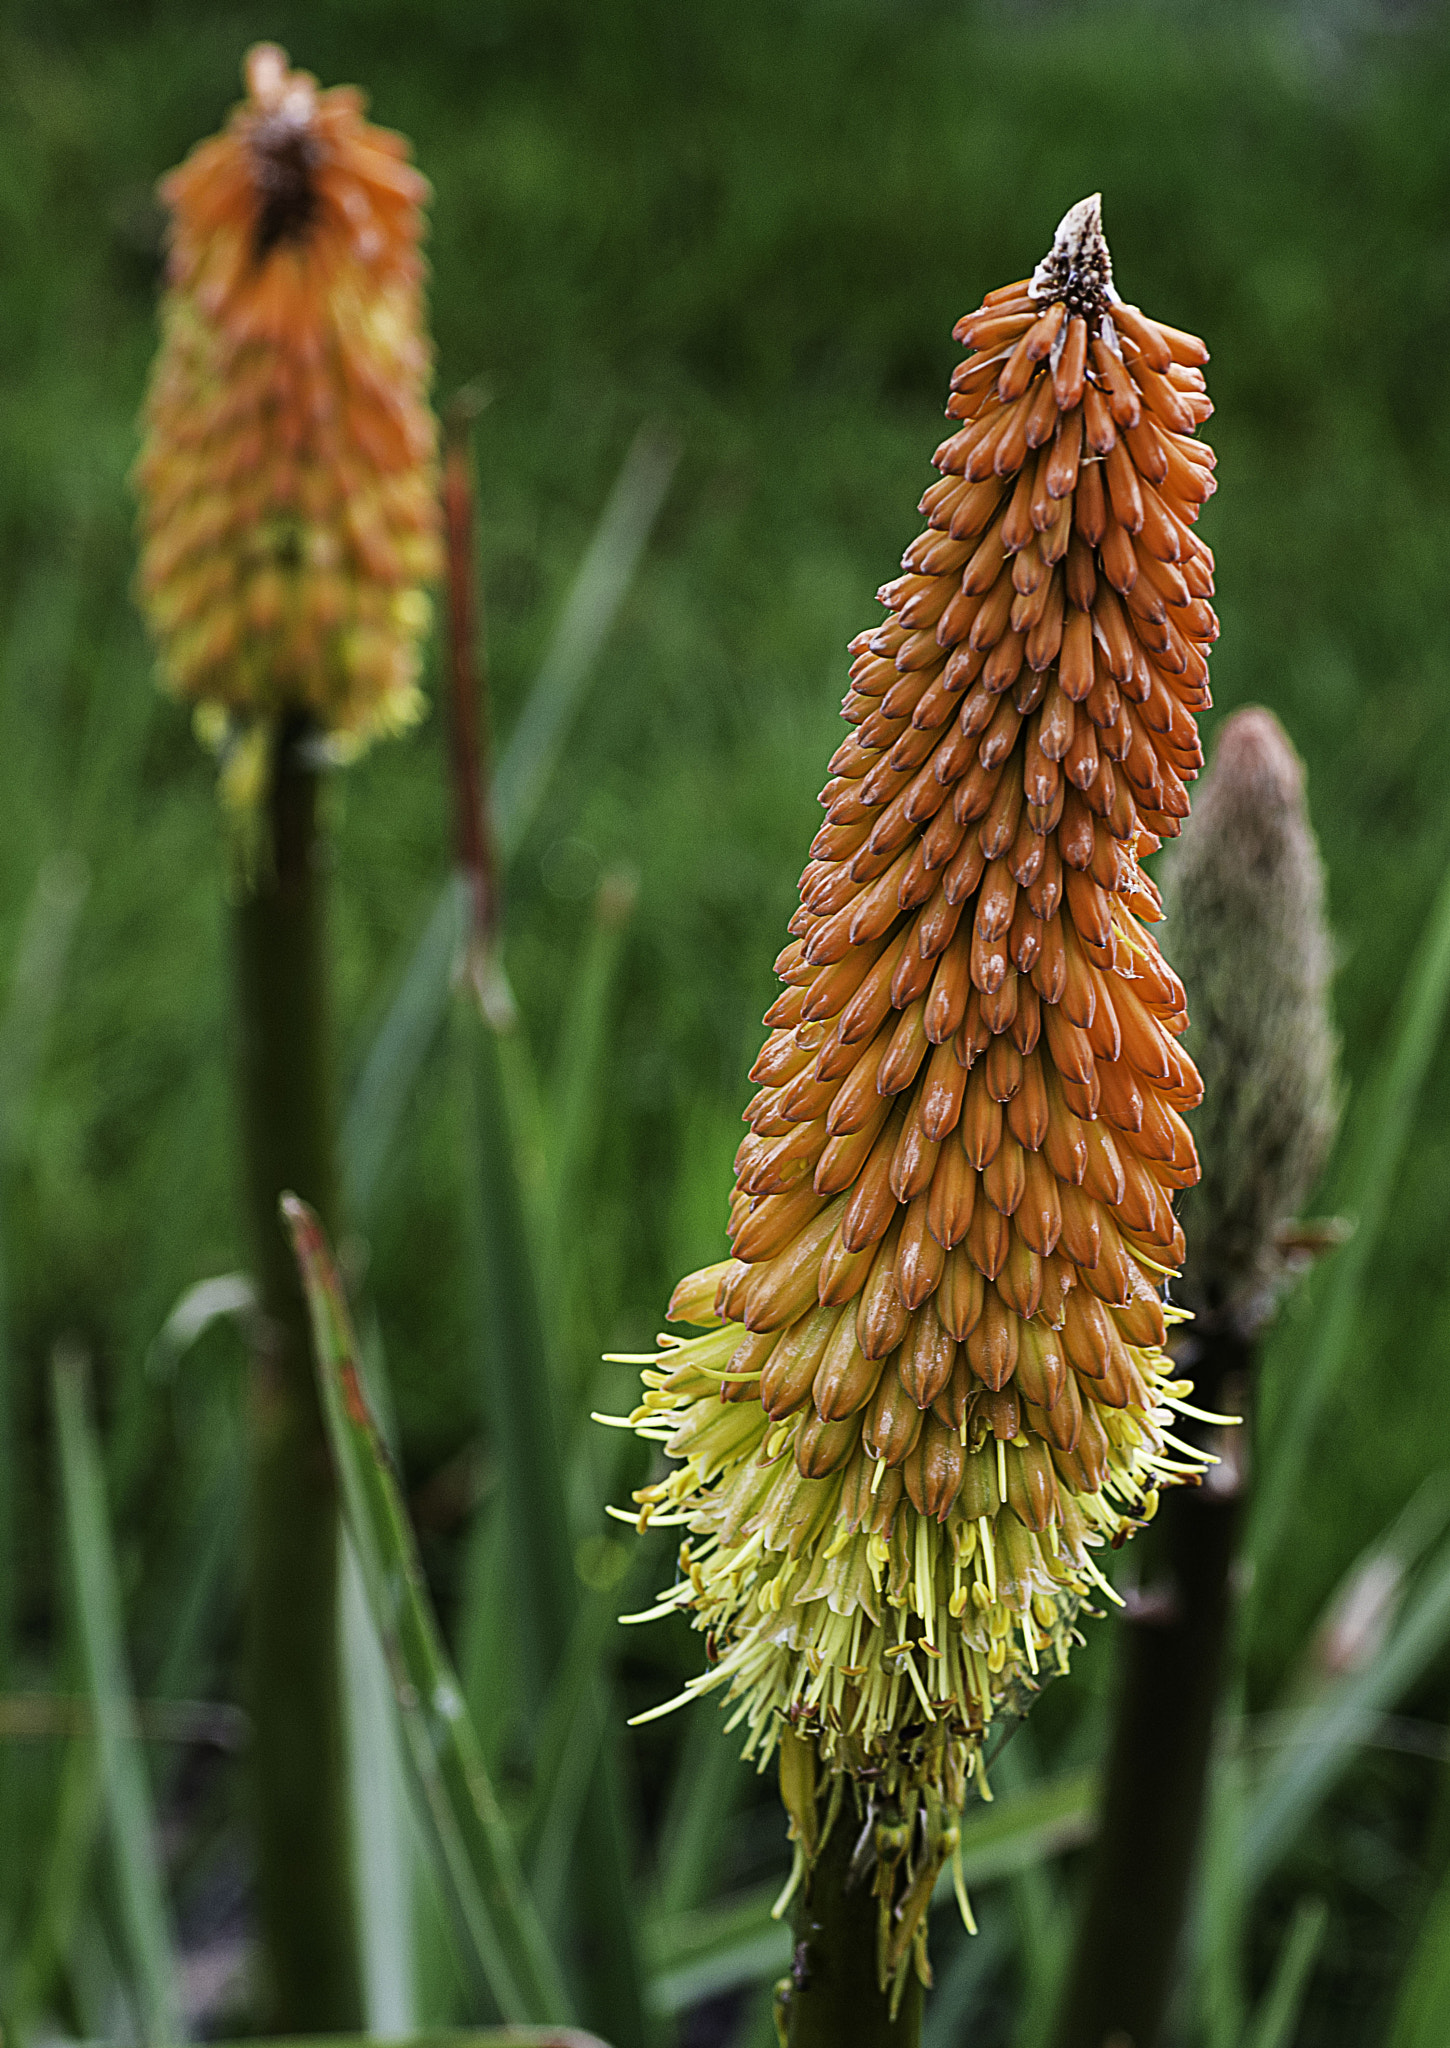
[1281,1471,1450,1713]
[460,1003,578,1721]
[343,871,470,1219]
[458,1006,651,2043]
[653,1702,749,1922]
[547,869,637,1250]
[0,849,89,1908]
[1241,1896,1328,2048]
[1198,1718,1250,2048]
[52,1343,182,2047]
[342,1537,419,2034]
[0,848,90,1157]
[142,1273,256,1384]
[204,2033,616,2048]
[992,1737,1071,2048]
[1242,1530,1450,1889]
[646,1888,792,2018]
[1384,1857,1450,2048]
[493,428,677,859]
[342,429,674,1222]
[520,1547,656,1883]
[1252,861,1450,1578]
[922,1910,1012,2048]
[282,1196,570,2029]
[952,1768,1098,1889]
[4,1735,103,2036]
[458,1496,518,1781]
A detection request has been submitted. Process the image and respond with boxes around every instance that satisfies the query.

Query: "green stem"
[234,730,362,2031]
[786,1809,923,2048]
[1049,1328,1249,2048]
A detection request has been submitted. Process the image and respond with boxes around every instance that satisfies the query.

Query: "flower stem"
[786,1808,924,2048]
[1049,1327,1250,2048]
[234,730,362,2031]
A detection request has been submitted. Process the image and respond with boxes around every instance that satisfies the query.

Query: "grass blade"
[52,1342,182,2046]
[493,428,677,861]
[1197,1721,1249,2048]
[460,1004,650,2043]
[1283,1472,1450,1713]
[654,1705,749,1921]
[548,869,637,1245]
[1385,1854,1450,2048]
[1252,862,1450,1577]
[458,1496,518,1780]
[529,1680,609,1930]
[519,1545,655,1876]
[1242,1531,1450,1888]
[645,1890,793,2019]
[342,1536,418,2035]
[204,2032,615,2047]
[0,849,90,1154]
[343,872,471,1220]
[992,1737,1070,2048]
[143,1273,257,1384]
[4,1735,103,2037]
[343,431,673,1219]
[922,1909,1012,2048]
[460,1004,576,1713]
[1242,1896,1328,2048]
[0,850,88,1695]
[283,1196,570,2029]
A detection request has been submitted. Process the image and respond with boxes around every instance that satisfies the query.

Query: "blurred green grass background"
[3,2,1450,2033]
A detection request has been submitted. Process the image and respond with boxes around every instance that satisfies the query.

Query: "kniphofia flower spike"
[605,196,1219,1997]
[134,45,440,796]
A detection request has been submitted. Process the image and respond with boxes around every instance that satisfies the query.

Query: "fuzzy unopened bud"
[1164,708,1338,1336]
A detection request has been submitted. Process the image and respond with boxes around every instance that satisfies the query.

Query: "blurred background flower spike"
[133,41,441,813]
[129,45,442,2034]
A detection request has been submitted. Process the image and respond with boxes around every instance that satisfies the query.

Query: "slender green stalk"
[233,730,361,2032]
[1050,1329,1248,2048]
[784,1810,922,2048]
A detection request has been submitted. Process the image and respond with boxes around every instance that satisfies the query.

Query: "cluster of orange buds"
[134,45,441,785]
[609,196,1219,1982]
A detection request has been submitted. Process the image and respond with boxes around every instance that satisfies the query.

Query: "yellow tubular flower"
[134,45,440,777]
[610,197,1219,1988]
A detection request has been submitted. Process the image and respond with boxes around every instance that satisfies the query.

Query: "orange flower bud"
[133,46,440,777]
[611,197,1219,1991]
